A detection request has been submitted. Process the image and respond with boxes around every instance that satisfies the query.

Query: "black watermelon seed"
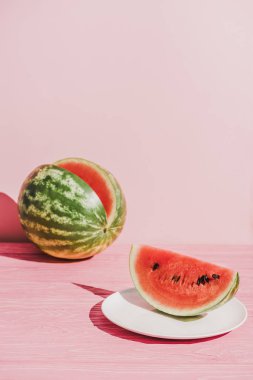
[212,274,220,279]
[197,278,201,285]
[200,275,206,285]
[175,276,181,283]
[152,263,159,271]
[204,275,209,283]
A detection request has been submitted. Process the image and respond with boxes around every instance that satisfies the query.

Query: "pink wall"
[0,1,253,244]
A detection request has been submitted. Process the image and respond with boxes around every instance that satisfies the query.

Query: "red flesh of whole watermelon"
[56,159,114,218]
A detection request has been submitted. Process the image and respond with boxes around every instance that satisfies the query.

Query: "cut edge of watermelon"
[55,157,117,227]
[129,244,239,317]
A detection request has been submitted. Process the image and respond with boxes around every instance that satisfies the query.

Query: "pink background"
[0,0,253,244]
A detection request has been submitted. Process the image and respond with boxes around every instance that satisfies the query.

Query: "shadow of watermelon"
[0,241,91,263]
[73,283,229,344]
[0,192,27,242]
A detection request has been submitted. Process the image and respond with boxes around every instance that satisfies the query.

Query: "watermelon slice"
[18,158,126,259]
[130,245,239,316]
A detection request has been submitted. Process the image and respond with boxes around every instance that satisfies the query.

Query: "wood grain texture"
[0,243,252,379]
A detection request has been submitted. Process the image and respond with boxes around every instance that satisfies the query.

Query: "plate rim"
[101,288,248,340]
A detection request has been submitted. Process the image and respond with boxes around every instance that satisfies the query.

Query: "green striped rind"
[55,158,127,249]
[83,159,127,235]
[206,272,240,313]
[104,171,127,233]
[18,165,119,259]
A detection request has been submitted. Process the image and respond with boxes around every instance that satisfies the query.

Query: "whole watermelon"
[18,158,126,259]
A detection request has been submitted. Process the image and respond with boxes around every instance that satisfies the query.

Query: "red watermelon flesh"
[56,158,114,219]
[130,245,239,316]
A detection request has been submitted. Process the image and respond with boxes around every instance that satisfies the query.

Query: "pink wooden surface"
[0,243,252,379]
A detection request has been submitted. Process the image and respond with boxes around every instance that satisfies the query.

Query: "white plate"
[102,288,247,340]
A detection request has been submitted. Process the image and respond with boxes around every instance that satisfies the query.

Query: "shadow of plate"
[74,283,228,344]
